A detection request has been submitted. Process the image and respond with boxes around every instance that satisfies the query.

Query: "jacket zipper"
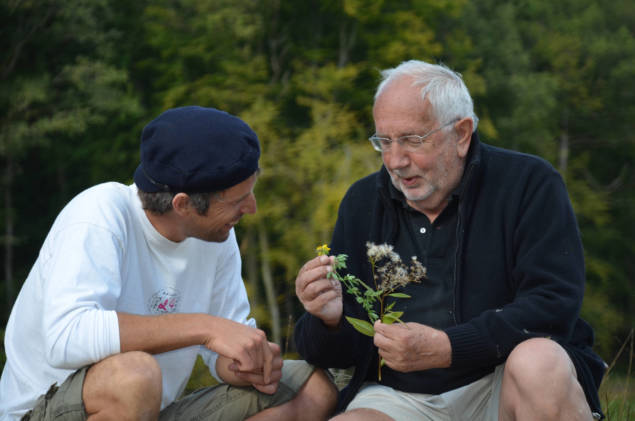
[452,161,477,325]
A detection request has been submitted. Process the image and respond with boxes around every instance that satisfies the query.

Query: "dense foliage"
[1,0,633,379]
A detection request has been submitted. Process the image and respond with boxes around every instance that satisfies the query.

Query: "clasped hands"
[206,318,283,394]
[296,255,452,371]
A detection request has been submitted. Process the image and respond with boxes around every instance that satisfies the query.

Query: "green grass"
[599,328,633,421]
[600,374,633,420]
[183,355,219,395]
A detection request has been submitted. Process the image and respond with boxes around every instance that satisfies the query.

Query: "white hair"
[375,60,479,132]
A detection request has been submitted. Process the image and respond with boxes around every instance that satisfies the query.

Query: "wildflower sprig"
[315,243,427,379]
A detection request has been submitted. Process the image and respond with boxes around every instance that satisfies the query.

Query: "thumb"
[374,320,386,334]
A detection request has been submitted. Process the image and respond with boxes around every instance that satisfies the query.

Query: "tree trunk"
[559,112,569,177]
[559,130,569,176]
[258,221,281,344]
[242,226,259,310]
[338,20,357,68]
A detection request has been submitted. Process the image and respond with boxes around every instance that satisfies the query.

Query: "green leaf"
[388,292,411,298]
[347,287,360,295]
[386,301,396,311]
[334,255,348,270]
[345,316,375,337]
[381,311,404,325]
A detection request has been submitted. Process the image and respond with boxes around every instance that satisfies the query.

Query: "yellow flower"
[316,244,331,256]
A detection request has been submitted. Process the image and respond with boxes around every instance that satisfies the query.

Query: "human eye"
[379,137,392,148]
[402,135,424,148]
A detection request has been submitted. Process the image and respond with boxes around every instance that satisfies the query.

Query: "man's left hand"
[228,341,283,394]
[373,321,452,372]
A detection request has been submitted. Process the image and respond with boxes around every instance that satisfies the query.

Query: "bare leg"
[83,351,162,421]
[246,368,338,421]
[499,338,593,421]
[330,408,394,421]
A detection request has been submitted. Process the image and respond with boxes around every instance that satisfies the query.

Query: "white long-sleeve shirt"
[0,183,256,420]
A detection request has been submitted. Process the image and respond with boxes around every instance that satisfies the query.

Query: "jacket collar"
[454,130,482,200]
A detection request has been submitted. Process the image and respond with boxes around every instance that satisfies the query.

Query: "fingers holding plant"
[374,321,452,372]
[295,248,342,327]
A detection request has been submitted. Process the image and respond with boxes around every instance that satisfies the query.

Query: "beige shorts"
[22,359,315,421]
[346,364,505,421]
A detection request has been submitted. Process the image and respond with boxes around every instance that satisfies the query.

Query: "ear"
[455,117,474,159]
[171,193,192,216]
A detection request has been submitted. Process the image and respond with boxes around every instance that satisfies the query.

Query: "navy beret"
[133,106,260,193]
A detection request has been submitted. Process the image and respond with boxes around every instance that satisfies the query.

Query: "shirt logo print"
[147,287,181,314]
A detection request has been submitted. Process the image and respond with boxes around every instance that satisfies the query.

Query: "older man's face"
[373,77,466,219]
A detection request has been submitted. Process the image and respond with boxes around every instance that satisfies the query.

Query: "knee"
[501,339,593,420]
[294,368,338,419]
[112,351,162,398]
[100,351,162,411]
[84,352,162,420]
[504,338,575,390]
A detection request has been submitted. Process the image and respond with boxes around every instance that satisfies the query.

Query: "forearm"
[117,312,211,354]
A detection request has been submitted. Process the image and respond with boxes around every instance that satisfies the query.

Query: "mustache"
[391,170,420,179]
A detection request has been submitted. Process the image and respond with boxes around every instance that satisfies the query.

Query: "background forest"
[1,0,633,416]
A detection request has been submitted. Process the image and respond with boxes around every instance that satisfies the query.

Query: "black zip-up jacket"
[295,133,605,416]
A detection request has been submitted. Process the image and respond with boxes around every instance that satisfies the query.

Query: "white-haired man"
[294,60,605,420]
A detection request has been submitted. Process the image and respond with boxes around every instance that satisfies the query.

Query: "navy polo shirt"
[378,182,459,388]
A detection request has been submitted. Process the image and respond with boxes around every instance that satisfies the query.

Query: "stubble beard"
[389,172,437,203]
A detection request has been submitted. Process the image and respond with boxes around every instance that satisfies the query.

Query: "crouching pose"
[294,60,605,421]
[1,106,337,420]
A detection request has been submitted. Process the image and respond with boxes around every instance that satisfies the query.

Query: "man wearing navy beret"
[0,106,337,421]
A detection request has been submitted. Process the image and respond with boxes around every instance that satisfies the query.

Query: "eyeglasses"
[368,118,460,153]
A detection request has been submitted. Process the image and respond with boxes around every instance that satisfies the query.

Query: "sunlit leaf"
[388,292,411,298]
[345,316,375,337]
[382,311,404,325]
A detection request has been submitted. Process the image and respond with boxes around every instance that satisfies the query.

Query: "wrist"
[322,315,342,330]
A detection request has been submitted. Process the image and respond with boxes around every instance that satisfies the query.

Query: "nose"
[383,142,410,170]
[241,193,257,215]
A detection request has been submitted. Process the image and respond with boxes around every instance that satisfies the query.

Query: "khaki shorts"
[22,359,315,421]
[346,364,505,421]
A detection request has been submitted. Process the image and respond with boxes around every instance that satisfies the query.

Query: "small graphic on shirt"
[147,287,181,314]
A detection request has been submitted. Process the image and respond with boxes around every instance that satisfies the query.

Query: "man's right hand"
[216,342,283,393]
[203,318,275,384]
[295,255,342,328]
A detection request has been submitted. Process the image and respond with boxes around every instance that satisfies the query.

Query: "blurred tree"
[460,0,635,361]
[0,0,142,318]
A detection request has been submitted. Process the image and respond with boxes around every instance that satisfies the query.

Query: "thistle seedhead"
[367,243,426,291]
[366,242,401,263]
